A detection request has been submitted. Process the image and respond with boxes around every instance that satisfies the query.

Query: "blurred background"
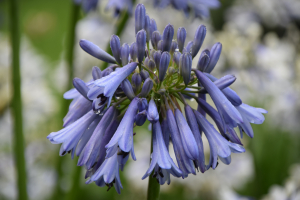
[1,0,300,199]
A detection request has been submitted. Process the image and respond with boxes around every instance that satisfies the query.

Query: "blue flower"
[47,110,99,158]
[87,62,138,112]
[86,151,123,194]
[48,3,267,193]
[105,97,139,157]
[195,69,243,129]
[194,110,245,169]
[142,121,182,184]
[77,106,117,169]
[236,103,268,138]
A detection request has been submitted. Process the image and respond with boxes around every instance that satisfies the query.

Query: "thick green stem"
[147,127,160,200]
[52,3,81,200]
[9,0,28,199]
[64,3,81,200]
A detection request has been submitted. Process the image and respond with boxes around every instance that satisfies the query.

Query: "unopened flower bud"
[138,98,148,111]
[121,79,135,100]
[148,59,156,71]
[135,4,145,34]
[173,51,182,66]
[192,25,206,58]
[110,35,122,64]
[157,40,163,51]
[159,52,171,82]
[144,15,151,42]
[151,31,161,50]
[79,39,116,64]
[170,41,178,55]
[150,19,157,42]
[121,43,130,66]
[179,52,192,85]
[147,99,159,123]
[73,78,90,100]
[177,27,186,52]
[140,78,153,97]
[130,42,138,62]
[140,70,149,80]
[135,110,147,126]
[197,49,210,72]
[162,24,174,52]
[92,66,102,80]
[136,30,146,63]
[206,42,222,73]
[132,72,142,92]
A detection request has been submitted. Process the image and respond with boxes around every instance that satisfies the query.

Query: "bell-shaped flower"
[174,109,200,161]
[165,101,196,177]
[194,110,245,169]
[194,70,243,129]
[205,73,242,106]
[79,39,116,64]
[184,104,206,173]
[87,62,138,109]
[147,99,159,123]
[196,97,242,145]
[106,97,139,155]
[77,106,117,169]
[199,74,236,94]
[236,103,268,138]
[47,110,98,157]
[86,151,123,194]
[86,114,120,175]
[63,94,92,127]
[75,117,101,157]
[177,27,186,52]
[142,121,182,184]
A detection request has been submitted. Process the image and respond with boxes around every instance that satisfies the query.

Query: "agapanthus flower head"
[48,3,267,193]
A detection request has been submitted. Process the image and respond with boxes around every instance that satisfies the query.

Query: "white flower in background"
[262,164,300,200]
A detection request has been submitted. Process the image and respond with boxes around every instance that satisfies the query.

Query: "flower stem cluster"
[47,4,267,194]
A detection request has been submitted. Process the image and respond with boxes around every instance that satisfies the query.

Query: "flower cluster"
[74,0,220,18]
[47,4,267,194]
